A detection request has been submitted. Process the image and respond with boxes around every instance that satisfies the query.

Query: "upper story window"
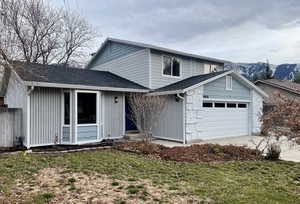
[226,75,232,90]
[162,56,181,77]
[204,64,218,74]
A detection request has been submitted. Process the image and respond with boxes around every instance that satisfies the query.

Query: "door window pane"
[64,92,70,125]
[227,103,237,108]
[238,103,247,108]
[215,103,225,108]
[203,102,213,108]
[77,93,97,124]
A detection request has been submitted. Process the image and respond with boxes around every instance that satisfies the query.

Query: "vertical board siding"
[103,92,124,138]
[30,88,61,146]
[4,72,27,144]
[77,126,97,142]
[204,75,251,100]
[0,109,22,147]
[91,49,150,88]
[90,42,143,67]
[152,95,184,141]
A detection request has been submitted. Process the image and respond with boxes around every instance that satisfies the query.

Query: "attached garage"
[198,101,249,140]
[151,70,266,144]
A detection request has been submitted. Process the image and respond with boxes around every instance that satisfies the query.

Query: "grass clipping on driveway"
[0,149,299,203]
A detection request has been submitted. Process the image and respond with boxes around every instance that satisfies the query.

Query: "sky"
[52,0,300,64]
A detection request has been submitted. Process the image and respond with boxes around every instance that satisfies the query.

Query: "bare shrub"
[127,93,167,142]
[261,92,300,144]
[265,143,281,161]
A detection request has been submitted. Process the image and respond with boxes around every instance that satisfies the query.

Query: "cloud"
[52,0,300,64]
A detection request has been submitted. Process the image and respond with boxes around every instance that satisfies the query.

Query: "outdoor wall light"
[114,96,119,103]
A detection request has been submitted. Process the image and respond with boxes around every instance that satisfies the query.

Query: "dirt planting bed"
[115,142,263,162]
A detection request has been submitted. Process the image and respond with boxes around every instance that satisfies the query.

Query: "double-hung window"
[162,56,180,77]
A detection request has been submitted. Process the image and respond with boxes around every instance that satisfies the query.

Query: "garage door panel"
[199,102,249,139]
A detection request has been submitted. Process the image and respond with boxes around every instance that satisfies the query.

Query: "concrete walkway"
[153,136,300,162]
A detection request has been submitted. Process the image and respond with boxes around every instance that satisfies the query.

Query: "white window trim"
[226,75,233,90]
[61,90,72,144]
[161,55,182,78]
[75,90,101,144]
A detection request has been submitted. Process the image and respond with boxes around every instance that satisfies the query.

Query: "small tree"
[127,93,167,142]
[264,60,273,79]
[261,92,300,144]
[294,72,300,84]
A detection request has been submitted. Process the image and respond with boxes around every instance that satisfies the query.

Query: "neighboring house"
[255,79,300,103]
[1,38,267,148]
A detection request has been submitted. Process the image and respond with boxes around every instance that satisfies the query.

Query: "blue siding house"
[0,38,267,147]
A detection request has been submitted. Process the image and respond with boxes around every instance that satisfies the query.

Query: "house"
[255,79,300,103]
[1,38,267,148]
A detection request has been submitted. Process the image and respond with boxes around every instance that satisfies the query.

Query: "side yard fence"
[0,107,23,147]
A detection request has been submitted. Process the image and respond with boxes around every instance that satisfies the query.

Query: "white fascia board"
[203,98,251,103]
[24,81,149,93]
[146,90,184,96]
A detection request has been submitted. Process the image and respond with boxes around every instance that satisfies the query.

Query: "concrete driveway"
[153,136,300,162]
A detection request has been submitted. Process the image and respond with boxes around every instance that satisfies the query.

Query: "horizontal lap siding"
[91,42,143,67]
[92,49,150,88]
[203,75,250,100]
[62,127,70,142]
[77,126,97,142]
[151,51,199,89]
[30,88,61,146]
[152,95,183,141]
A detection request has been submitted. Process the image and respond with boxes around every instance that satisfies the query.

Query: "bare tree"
[127,93,167,142]
[0,0,98,67]
[251,92,300,159]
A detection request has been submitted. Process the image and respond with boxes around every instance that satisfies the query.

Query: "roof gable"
[86,38,231,69]
[150,71,268,97]
[86,41,143,68]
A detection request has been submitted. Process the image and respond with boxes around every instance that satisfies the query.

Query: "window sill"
[162,74,181,79]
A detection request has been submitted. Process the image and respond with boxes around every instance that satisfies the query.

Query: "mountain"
[224,63,300,81]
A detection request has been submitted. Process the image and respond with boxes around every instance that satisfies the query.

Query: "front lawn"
[0,150,299,203]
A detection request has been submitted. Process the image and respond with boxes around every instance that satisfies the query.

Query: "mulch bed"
[115,141,263,162]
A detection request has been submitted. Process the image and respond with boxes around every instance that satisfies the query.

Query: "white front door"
[199,101,249,139]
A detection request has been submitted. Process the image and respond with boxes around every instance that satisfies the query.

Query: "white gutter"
[24,81,149,93]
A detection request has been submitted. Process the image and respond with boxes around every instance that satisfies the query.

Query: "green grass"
[0,149,299,203]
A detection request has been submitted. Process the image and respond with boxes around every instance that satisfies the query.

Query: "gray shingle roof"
[87,38,231,68]
[255,79,300,95]
[13,61,148,91]
[152,71,229,93]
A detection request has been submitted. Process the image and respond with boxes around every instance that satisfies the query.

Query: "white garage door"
[199,101,249,139]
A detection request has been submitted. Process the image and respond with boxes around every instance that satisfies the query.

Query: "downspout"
[26,86,34,149]
[177,93,186,144]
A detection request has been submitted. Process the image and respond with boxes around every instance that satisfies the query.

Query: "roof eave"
[255,80,300,96]
[24,81,149,93]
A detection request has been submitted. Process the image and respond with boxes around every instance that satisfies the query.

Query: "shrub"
[265,143,281,160]
[159,144,263,163]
